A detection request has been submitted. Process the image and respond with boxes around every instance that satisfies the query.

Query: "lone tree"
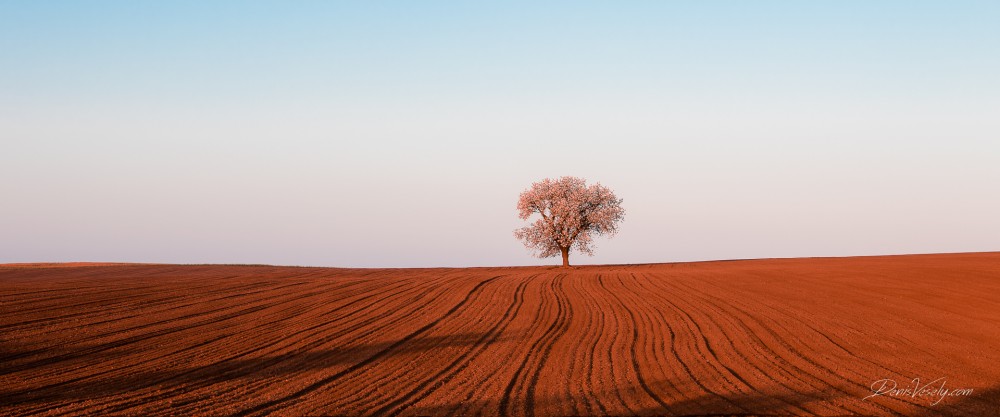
[514,176,625,267]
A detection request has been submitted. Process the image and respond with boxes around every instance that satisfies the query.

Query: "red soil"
[2,253,999,416]
[0,262,130,269]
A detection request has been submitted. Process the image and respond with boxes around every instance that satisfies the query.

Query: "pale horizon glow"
[2,1,998,267]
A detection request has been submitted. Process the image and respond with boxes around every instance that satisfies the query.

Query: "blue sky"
[2,1,998,267]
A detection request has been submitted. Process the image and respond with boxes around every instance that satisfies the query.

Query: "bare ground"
[2,253,999,416]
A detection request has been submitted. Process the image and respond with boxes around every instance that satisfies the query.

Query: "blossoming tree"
[514,176,625,267]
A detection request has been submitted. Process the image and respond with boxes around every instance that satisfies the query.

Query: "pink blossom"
[514,176,625,266]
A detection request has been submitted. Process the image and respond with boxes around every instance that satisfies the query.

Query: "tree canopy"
[514,176,625,267]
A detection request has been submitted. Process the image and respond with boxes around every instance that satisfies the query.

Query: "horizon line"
[3,250,998,270]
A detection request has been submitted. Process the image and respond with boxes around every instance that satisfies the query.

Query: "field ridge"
[2,253,999,416]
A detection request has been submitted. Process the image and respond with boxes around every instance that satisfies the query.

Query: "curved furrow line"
[523,273,572,417]
[13,280,340,396]
[644,272,823,415]
[659,272,849,414]
[13,292,322,408]
[0,280,314,365]
[1,281,321,378]
[48,274,394,409]
[615,273,750,414]
[2,287,79,298]
[616,272,730,413]
[46,280,426,415]
[557,272,602,416]
[601,273,674,414]
[689,271,933,412]
[78,273,454,415]
[3,278,276,352]
[660,274,901,416]
[6,331,236,412]
[827,268,968,360]
[25,277,374,340]
[324,275,526,414]
[614,273,720,414]
[6,256,999,416]
[629,274,792,414]
[291,272,509,413]
[228,276,502,417]
[1,283,224,327]
[628,273,704,397]
[0,280,302,334]
[594,275,639,415]
[497,274,563,417]
[615,272,711,414]
[674,272,876,400]
[435,274,556,417]
[0,266,141,284]
[649,272,828,412]
[360,277,532,416]
[1,285,163,309]
[573,273,610,416]
[7,285,336,413]
[766,266,968,375]
[189,273,466,403]
[1,280,317,373]
[3,290,207,331]
[684,276,923,413]
[778,268,948,363]
[626,272,712,412]
[1,276,258,318]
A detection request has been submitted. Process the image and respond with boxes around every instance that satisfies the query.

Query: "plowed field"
[3,253,999,416]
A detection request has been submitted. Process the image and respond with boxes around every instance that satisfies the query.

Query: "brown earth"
[2,253,999,416]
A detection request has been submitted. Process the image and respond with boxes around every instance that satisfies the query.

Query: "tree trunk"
[561,247,570,267]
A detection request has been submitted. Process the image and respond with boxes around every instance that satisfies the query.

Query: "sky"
[2,1,998,267]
